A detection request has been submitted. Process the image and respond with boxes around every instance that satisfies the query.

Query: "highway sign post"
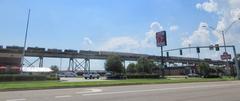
[156,31,167,78]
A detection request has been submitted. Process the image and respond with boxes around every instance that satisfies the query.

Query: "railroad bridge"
[0,45,227,72]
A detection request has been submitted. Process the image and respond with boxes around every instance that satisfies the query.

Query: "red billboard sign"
[156,31,167,47]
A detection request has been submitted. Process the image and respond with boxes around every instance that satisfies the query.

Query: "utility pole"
[20,9,31,71]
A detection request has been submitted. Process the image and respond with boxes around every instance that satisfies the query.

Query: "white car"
[58,72,78,77]
[83,72,100,79]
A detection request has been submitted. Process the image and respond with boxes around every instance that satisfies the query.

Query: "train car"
[27,47,45,52]
[64,49,78,54]
[6,46,24,52]
[79,50,99,55]
[47,48,62,53]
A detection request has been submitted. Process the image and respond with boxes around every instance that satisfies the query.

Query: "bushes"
[106,74,162,79]
[0,74,59,82]
[126,74,161,79]
[106,75,127,80]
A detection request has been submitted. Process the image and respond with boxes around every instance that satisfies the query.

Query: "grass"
[0,77,235,91]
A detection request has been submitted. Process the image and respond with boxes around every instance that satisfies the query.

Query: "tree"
[50,65,59,73]
[199,62,210,77]
[105,55,124,74]
[127,63,137,74]
[136,57,157,74]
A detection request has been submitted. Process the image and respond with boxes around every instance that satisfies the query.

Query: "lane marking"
[83,83,240,96]
[76,88,102,94]
[55,95,72,98]
[6,99,26,101]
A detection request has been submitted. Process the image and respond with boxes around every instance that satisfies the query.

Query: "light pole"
[20,9,31,70]
[202,18,240,52]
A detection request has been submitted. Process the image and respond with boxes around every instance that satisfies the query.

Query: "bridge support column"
[68,58,74,71]
[24,57,43,67]
[84,58,90,73]
[39,57,43,67]
[67,58,90,72]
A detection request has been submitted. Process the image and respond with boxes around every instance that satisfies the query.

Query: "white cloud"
[194,0,240,46]
[142,21,164,48]
[83,37,94,50]
[169,25,179,32]
[100,21,164,53]
[196,0,218,13]
[182,22,211,47]
[150,21,163,32]
[231,8,240,21]
[83,37,93,46]
[229,0,240,8]
[207,1,240,46]
[189,0,240,59]
[101,36,140,52]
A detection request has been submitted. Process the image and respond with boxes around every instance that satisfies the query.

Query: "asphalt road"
[1,81,240,101]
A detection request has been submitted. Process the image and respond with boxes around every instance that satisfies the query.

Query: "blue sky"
[0,0,240,70]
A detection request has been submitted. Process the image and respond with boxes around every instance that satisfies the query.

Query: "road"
[1,81,240,101]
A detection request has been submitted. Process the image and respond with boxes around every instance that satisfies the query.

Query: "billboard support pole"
[161,46,165,78]
[156,31,167,78]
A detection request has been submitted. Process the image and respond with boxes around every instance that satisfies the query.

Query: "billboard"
[156,31,167,47]
[221,52,231,60]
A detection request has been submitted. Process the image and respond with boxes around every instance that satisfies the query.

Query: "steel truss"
[23,56,43,67]
[68,58,90,72]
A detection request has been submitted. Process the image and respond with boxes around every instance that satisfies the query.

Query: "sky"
[0,0,240,70]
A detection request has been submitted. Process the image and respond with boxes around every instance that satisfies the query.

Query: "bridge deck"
[0,48,226,65]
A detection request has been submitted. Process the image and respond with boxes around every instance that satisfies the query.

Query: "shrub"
[126,74,161,79]
[0,74,58,82]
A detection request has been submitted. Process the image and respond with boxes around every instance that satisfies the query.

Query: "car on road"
[83,72,100,79]
[187,73,199,77]
[58,72,78,77]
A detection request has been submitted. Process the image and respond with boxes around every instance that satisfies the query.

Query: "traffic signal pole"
[233,46,240,80]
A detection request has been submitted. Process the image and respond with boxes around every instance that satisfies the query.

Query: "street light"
[202,18,240,53]
[20,9,31,70]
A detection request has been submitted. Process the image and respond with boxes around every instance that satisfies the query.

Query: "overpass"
[0,45,226,71]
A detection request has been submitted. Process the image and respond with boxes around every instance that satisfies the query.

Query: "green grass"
[0,77,235,91]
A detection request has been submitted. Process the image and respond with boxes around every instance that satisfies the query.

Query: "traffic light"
[166,52,169,57]
[196,47,200,53]
[209,45,214,50]
[180,49,182,55]
[215,44,219,51]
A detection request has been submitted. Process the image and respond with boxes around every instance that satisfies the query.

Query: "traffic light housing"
[215,44,219,51]
[180,49,182,55]
[196,47,200,53]
[166,52,169,57]
[209,45,214,50]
